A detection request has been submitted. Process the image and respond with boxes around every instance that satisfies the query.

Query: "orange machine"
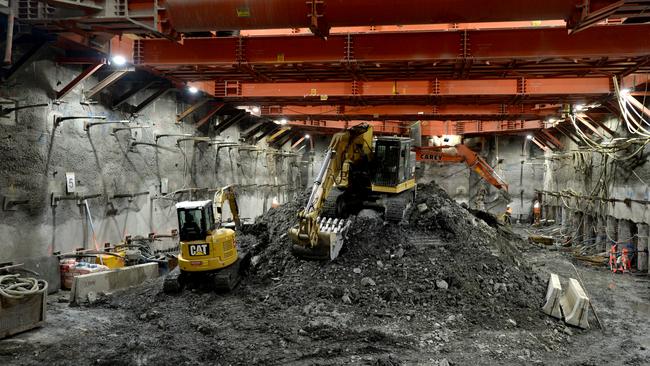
[414,144,509,192]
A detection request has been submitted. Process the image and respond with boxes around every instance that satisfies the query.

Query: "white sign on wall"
[66,172,76,194]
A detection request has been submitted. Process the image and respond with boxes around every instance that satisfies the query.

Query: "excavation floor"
[1,237,648,366]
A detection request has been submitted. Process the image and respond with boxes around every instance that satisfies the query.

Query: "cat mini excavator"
[289,123,417,260]
[163,185,249,293]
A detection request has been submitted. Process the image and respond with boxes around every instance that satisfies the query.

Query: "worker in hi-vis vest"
[533,200,541,225]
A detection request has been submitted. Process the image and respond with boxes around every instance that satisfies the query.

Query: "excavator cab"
[372,137,415,189]
[177,201,215,242]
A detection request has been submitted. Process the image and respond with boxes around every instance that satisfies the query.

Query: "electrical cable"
[0,274,48,299]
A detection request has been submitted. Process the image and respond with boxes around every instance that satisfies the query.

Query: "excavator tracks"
[384,190,415,222]
[163,252,251,293]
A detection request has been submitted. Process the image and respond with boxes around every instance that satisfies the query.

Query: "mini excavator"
[163,185,249,293]
[289,124,509,261]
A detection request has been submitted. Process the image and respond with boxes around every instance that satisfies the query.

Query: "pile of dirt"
[244,182,547,330]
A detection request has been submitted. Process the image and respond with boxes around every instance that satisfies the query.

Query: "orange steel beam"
[239,21,568,36]
[162,0,614,33]
[289,120,544,136]
[135,25,650,67]
[261,104,560,120]
[213,78,611,98]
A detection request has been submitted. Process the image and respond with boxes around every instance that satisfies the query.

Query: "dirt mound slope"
[245,182,546,329]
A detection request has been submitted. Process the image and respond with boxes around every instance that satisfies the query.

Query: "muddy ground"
[1,183,649,365]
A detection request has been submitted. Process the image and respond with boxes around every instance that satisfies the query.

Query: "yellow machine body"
[177,228,238,272]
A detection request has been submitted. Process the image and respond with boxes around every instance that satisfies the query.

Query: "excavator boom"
[415,145,508,192]
[289,124,373,260]
[213,185,241,229]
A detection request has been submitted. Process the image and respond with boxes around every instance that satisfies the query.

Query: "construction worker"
[504,204,513,225]
[533,200,541,225]
[609,243,618,272]
[618,247,632,273]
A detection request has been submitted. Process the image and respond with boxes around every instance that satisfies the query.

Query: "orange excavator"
[414,144,508,192]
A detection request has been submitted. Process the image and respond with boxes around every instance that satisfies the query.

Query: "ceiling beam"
[134,25,650,70]
[260,103,563,121]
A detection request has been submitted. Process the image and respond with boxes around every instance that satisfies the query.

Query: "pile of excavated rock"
[244,182,546,329]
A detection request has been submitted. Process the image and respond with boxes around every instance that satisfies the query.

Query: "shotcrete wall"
[0,54,301,262]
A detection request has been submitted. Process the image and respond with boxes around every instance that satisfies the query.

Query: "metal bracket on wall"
[111,125,151,136]
[154,133,193,144]
[0,102,49,118]
[149,230,179,240]
[110,191,150,202]
[50,192,102,207]
[175,137,212,146]
[84,120,130,131]
[2,195,30,211]
[54,115,106,128]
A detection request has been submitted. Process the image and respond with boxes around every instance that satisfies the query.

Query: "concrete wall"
[542,117,650,270]
[0,52,301,262]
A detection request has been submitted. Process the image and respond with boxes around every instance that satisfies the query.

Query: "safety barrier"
[541,273,562,319]
[559,278,590,329]
[70,263,158,304]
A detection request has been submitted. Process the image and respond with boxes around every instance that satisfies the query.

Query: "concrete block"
[70,263,159,304]
[15,256,60,294]
[559,278,590,329]
[542,273,562,319]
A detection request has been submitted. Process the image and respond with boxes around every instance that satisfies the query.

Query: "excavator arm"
[213,185,241,230]
[289,124,373,260]
[415,144,509,192]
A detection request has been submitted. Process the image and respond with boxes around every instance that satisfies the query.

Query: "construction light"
[620,88,630,96]
[188,86,199,94]
[111,55,127,66]
[304,134,311,139]
[574,104,586,112]
[526,135,533,140]
[251,106,261,114]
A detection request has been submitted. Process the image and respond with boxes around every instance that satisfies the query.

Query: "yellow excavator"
[289,123,416,260]
[163,185,249,292]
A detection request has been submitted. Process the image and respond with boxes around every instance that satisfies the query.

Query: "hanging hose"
[0,274,48,299]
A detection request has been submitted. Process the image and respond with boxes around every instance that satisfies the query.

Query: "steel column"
[56,61,106,100]
[84,69,132,101]
[195,103,225,128]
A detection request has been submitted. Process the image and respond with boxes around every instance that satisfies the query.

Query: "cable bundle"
[0,274,48,299]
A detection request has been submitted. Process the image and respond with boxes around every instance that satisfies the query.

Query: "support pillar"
[606,216,618,255]
[617,219,634,266]
[637,224,648,272]
[561,208,570,227]
[572,211,583,245]
[582,214,594,247]
[595,215,607,252]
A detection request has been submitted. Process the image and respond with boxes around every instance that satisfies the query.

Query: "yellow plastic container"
[95,254,125,269]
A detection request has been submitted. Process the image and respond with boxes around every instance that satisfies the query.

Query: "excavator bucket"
[317,217,353,260]
[290,217,352,260]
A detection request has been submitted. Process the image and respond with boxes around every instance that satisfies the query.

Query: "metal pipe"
[4,9,14,65]
[176,137,212,145]
[55,115,106,128]
[84,120,130,131]
[154,133,194,144]
[165,0,587,33]
[112,125,151,134]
